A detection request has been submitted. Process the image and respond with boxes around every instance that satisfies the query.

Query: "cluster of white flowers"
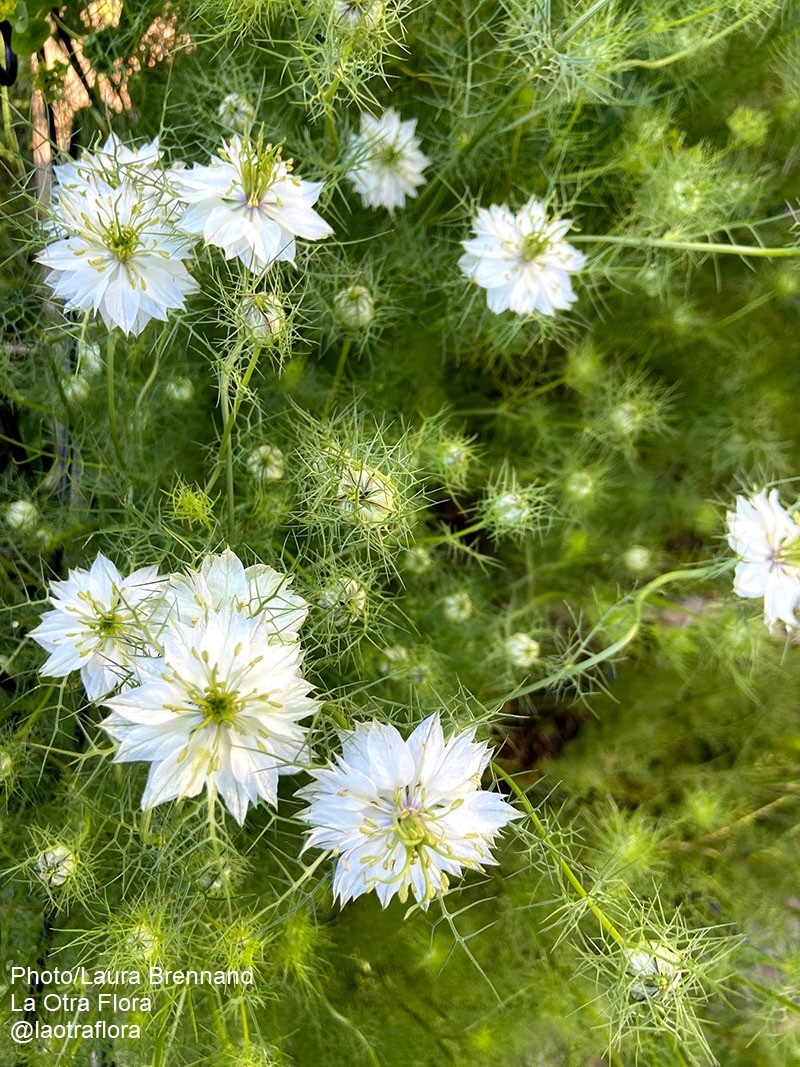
[30,551,519,903]
[38,132,334,335]
[38,135,198,336]
[726,488,800,629]
[39,123,592,333]
[31,549,315,824]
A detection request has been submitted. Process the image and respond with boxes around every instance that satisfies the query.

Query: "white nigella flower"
[174,134,333,272]
[167,548,308,640]
[346,109,430,212]
[37,176,198,336]
[459,198,586,315]
[726,488,800,628]
[29,553,167,701]
[100,607,318,825]
[298,715,520,908]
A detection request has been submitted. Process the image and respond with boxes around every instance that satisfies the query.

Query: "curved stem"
[494,764,628,947]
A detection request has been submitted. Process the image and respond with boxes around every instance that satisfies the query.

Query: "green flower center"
[105,224,141,262]
[394,806,429,847]
[378,143,402,166]
[232,135,289,208]
[198,688,240,726]
[90,610,124,638]
[520,229,550,262]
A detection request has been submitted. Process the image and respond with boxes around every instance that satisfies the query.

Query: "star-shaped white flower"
[29,553,167,701]
[346,109,430,211]
[37,175,198,335]
[298,715,520,908]
[173,135,333,272]
[459,198,586,315]
[726,488,800,628]
[167,548,308,640]
[100,607,319,824]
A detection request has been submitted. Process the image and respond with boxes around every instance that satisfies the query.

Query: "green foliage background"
[1,0,800,1064]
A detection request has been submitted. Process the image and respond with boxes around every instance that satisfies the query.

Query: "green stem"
[574,234,800,258]
[206,342,264,496]
[106,332,126,469]
[494,764,628,947]
[322,338,352,418]
[0,85,24,177]
[509,561,728,700]
[218,371,235,539]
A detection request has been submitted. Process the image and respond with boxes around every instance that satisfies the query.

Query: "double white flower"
[459,198,585,315]
[101,606,317,825]
[726,488,800,628]
[346,109,429,211]
[38,136,197,336]
[298,715,520,908]
[173,134,333,272]
[31,549,317,823]
[29,554,166,701]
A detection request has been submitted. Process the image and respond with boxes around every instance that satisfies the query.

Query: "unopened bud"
[247,444,285,483]
[504,632,540,667]
[241,293,286,343]
[217,93,256,133]
[335,0,384,33]
[165,376,195,403]
[442,592,473,623]
[333,284,375,330]
[5,500,39,531]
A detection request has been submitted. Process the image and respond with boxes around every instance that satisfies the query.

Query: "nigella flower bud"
[5,500,40,531]
[488,491,529,528]
[336,464,395,523]
[217,93,256,134]
[442,592,474,623]
[34,845,78,887]
[624,545,652,574]
[319,577,368,625]
[333,284,375,329]
[241,293,286,343]
[609,401,646,436]
[564,470,596,502]
[165,376,195,403]
[63,374,91,404]
[504,632,540,668]
[246,444,286,483]
[335,0,384,33]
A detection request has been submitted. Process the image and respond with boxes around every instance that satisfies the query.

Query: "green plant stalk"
[217,370,236,539]
[510,561,731,700]
[493,764,627,948]
[207,343,262,496]
[574,234,800,258]
[106,333,126,470]
[322,337,352,418]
